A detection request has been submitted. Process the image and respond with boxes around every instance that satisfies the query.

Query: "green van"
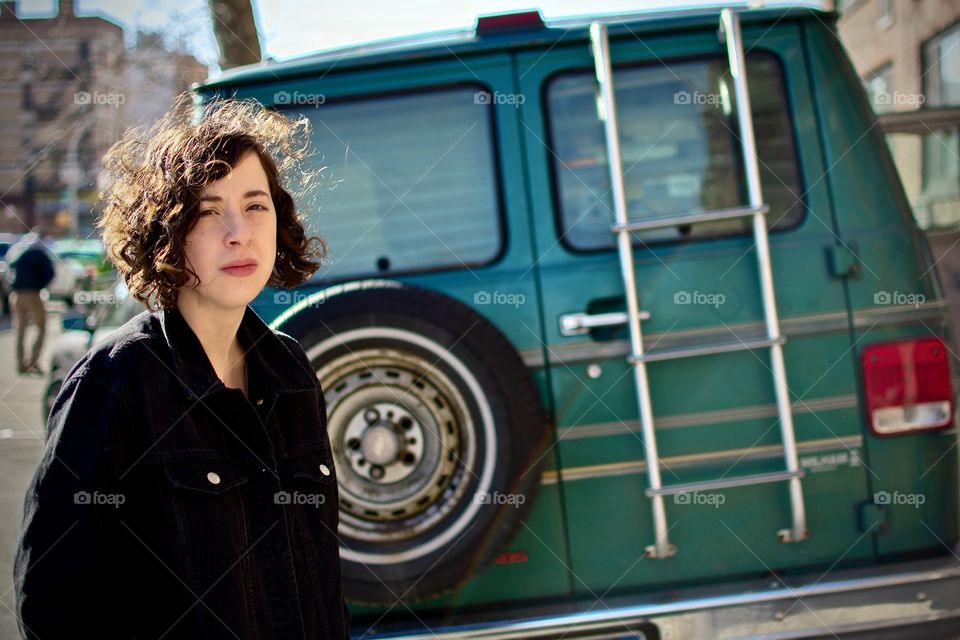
[199,2,960,637]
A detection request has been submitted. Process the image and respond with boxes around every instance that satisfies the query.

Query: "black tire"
[277,283,550,605]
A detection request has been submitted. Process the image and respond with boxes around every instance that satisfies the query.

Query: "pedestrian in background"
[6,228,54,375]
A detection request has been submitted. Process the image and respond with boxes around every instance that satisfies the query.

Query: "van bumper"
[357,556,960,639]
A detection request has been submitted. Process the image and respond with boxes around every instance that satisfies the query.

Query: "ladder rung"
[611,204,769,234]
[645,470,804,497]
[629,335,786,364]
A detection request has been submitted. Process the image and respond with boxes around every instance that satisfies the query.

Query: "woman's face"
[178,151,277,313]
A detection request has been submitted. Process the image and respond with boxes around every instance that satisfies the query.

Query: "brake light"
[475,10,545,35]
[861,337,954,437]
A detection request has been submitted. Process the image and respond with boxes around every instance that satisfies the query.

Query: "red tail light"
[861,337,954,437]
[475,11,545,35]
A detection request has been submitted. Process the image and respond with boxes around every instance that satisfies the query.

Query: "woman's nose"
[223,208,252,244]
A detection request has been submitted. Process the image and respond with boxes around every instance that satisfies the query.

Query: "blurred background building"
[837,0,960,342]
[125,31,209,139]
[0,0,208,238]
[838,0,960,229]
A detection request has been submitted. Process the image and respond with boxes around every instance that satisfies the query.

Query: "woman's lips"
[221,264,257,277]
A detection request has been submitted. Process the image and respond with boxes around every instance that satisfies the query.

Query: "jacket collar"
[157,304,314,401]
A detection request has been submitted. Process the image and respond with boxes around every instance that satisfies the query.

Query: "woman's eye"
[249,203,269,212]
[198,209,217,217]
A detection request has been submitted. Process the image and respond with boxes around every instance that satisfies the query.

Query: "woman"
[14,94,350,639]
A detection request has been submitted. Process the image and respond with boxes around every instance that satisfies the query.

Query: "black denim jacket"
[14,304,351,639]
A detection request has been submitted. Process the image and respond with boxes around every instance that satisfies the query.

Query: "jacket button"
[318,464,331,477]
[207,472,221,485]
[256,398,263,406]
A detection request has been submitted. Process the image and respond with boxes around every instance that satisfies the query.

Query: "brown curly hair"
[96,92,327,310]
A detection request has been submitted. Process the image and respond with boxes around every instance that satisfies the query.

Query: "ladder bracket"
[644,543,677,559]
[778,528,810,543]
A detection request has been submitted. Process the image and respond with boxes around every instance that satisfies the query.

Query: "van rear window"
[546,53,804,250]
[289,87,502,279]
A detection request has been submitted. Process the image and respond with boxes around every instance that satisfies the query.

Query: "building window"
[923,22,960,107]
[864,63,894,113]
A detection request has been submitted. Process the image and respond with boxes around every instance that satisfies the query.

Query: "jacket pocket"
[160,458,259,635]
[277,448,339,544]
[164,459,249,494]
[162,458,253,562]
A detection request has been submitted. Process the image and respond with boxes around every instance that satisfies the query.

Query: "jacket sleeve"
[13,372,134,639]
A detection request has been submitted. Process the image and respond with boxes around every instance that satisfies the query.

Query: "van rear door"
[517,12,876,593]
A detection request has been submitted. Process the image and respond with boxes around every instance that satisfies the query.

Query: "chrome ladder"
[588,8,808,559]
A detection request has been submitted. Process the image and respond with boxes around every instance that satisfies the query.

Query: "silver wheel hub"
[360,424,399,465]
[343,403,425,483]
[317,347,476,542]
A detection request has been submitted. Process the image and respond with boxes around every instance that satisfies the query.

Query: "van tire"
[277,283,550,605]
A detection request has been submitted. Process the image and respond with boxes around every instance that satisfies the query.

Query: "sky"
[13,0,807,72]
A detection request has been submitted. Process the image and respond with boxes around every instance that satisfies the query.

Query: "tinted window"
[546,53,803,250]
[289,87,502,279]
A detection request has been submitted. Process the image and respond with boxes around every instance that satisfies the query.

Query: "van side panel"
[802,18,958,557]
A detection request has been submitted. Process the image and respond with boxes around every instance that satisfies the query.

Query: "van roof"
[200,1,833,90]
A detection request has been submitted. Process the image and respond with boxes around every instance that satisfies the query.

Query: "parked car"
[45,238,113,307]
[43,279,142,425]
[196,2,960,637]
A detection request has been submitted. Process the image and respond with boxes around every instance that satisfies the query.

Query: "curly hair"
[96,92,327,310]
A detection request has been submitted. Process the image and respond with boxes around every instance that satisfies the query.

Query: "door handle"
[559,310,650,336]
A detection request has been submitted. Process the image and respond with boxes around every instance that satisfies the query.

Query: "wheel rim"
[307,327,497,564]
[324,357,464,537]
